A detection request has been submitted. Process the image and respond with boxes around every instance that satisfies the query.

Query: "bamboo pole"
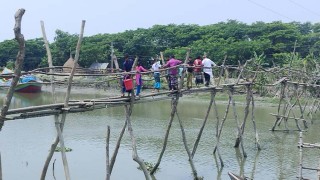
[213,94,232,167]
[176,111,198,179]
[0,9,26,131]
[160,52,165,66]
[41,20,86,180]
[109,120,127,173]
[125,105,151,180]
[178,49,190,91]
[228,86,247,157]
[59,20,86,180]
[191,90,215,158]
[151,97,178,175]
[234,84,251,148]
[217,55,227,86]
[250,90,261,150]
[0,153,2,180]
[106,126,110,180]
[298,131,303,180]
[271,81,286,131]
[40,21,59,179]
[41,20,57,104]
[110,42,114,71]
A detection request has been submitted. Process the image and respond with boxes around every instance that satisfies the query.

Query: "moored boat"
[0,71,42,93]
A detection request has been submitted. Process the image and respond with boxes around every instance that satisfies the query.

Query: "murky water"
[0,87,320,180]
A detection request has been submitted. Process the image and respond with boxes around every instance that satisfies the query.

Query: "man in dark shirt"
[123,54,133,72]
[122,54,133,96]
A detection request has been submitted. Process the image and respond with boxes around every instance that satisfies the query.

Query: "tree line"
[0,20,320,71]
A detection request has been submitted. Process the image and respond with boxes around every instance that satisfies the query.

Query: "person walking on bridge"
[202,55,217,87]
[121,54,133,97]
[135,61,148,97]
[194,56,203,88]
[151,59,161,93]
[186,57,194,89]
[162,55,182,91]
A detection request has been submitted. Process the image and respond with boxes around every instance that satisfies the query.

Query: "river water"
[0,87,320,180]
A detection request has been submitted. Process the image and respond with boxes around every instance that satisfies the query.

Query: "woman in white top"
[202,55,217,86]
[151,59,162,92]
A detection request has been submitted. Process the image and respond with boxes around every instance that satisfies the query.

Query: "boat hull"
[14,83,42,93]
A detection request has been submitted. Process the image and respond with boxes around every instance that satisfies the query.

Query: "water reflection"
[0,90,319,179]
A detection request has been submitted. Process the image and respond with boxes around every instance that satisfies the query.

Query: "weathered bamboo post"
[217,55,227,86]
[106,126,110,180]
[271,79,287,131]
[0,153,2,180]
[236,59,252,84]
[40,20,62,180]
[213,93,232,166]
[109,119,127,173]
[234,84,250,148]
[191,90,215,158]
[160,52,165,65]
[59,20,86,180]
[178,48,190,90]
[235,83,252,148]
[151,97,176,174]
[298,131,303,180]
[250,90,261,150]
[212,92,224,167]
[0,9,25,131]
[41,20,86,180]
[228,85,247,157]
[40,20,56,101]
[125,104,151,180]
[110,42,114,71]
[175,111,198,179]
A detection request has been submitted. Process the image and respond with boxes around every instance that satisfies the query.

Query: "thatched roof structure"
[63,56,80,73]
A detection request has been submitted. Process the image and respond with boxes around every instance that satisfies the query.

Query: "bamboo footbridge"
[2,10,320,180]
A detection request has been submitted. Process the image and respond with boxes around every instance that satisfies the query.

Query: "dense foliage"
[0,20,320,71]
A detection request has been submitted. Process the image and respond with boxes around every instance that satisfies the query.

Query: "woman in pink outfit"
[135,61,148,97]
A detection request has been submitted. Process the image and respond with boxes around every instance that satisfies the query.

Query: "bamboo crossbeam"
[301,143,320,148]
[6,102,86,115]
[302,167,320,171]
[269,113,306,121]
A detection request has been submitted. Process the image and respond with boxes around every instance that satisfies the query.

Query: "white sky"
[1,0,320,42]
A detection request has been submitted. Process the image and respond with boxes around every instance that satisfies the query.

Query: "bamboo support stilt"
[234,84,251,148]
[125,105,151,180]
[213,94,232,165]
[251,92,261,150]
[176,111,198,179]
[40,20,60,179]
[298,132,303,180]
[151,96,178,175]
[271,81,286,131]
[0,153,2,180]
[0,9,26,131]
[106,126,110,180]
[54,113,70,180]
[228,86,247,157]
[217,55,227,87]
[42,20,86,180]
[109,120,127,173]
[0,9,26,180]
[191,90,215,158]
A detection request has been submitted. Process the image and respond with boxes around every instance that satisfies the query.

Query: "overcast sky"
[1,0,320,42]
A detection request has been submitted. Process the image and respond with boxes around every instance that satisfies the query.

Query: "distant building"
[89,62,109,70]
